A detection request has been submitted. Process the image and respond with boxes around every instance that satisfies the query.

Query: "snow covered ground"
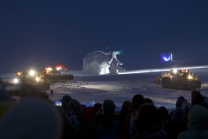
[48,68,208,111]
[1,68,208,111]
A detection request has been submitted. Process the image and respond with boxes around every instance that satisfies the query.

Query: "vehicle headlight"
[56,67,62,70]
[46,67,52,71]
[13,78,19,84]
[29,70,36,76]
[188,75,192,79]
[173,69,177,73]
[36,77,40,82]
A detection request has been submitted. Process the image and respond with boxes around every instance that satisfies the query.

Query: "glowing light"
[16,72,22,76]
[29,70,35,76]
[114,50,124,55]
[46,67,52,71]
[54,100,62,106]
[13,78,19,84]
[56,67,62,70]
[36,77,40,82]
[188,75,192,79]
[161,52,172,62]
[163,56,171,61]
[173,69,177,73]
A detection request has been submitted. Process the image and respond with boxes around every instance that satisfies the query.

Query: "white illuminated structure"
[82,51,124,75]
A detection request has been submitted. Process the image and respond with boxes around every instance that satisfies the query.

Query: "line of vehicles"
[0,63,202,98]
[6,64,74,96]
[13,64,73,83]
[11,66,202,93]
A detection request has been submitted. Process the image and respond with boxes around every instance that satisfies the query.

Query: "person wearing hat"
[60,95,72,115]
[177,105,208,139]
[168,96,187,123]
[0,97,63,139]
[165,107,187,139]
[94,99,120,139]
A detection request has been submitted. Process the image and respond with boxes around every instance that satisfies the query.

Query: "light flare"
[29,70,36,76]
[13,78,19,84]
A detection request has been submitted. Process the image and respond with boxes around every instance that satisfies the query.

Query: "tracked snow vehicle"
[12,64,74,93]
[43,64,74,83]
[156,69,201,90]
[13,70,50,93]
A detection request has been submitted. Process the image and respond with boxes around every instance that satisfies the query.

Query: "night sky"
[0,0,208,74]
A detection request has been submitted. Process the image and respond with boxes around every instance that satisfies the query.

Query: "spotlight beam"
[118,65,208,75]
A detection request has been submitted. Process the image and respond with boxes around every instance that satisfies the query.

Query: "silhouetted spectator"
[86,106,94,123]
[56,106,71,139]
[133,104,167,139]
[177,105,208,139]
[94,99,120,139]
[181,101,191,114]
[182,91,208,115]
[82,104,94,123]
[144,98,154,105]
[176,96,187,107]
[165,107,187,139]
[61,95,72,115]
[122,94,144,138]
[0,97,63,139]
[158,106,169,129]
[168,96,187,123]
[67,99,97,139]
[191,90,204,105]
[93,102,102,117]
[118,100,132,136]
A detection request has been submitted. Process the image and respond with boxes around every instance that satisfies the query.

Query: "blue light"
[114,50,124,55]
[161,52,172,62]
[163,56,171,61]
[54,100,62,106]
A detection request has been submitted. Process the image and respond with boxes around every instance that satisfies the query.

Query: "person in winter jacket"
[122,94,144,138]
[168,96,187,123]
[165,107,187,139]
[133,104,167,139]
[94,99,120,139]
[67,99,98,139]
[177,105,208,139]
[0,97,63,139]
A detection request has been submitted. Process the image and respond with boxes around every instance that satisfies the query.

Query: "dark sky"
[0,0,208,73]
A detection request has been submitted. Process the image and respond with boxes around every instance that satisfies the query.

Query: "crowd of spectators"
[0,83,208,139]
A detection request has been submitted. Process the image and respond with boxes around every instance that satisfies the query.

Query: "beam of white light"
[118,65,208,75]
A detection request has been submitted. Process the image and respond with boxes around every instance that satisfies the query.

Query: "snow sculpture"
[82,51,125,75]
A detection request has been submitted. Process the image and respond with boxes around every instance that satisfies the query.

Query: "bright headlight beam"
[36,77,40,82]
[29,70,35,76]
[13,78,19,84]
[173,69,177,73]
[118,65,208,75]
[188,75,192,79]
[46,67,52,71]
